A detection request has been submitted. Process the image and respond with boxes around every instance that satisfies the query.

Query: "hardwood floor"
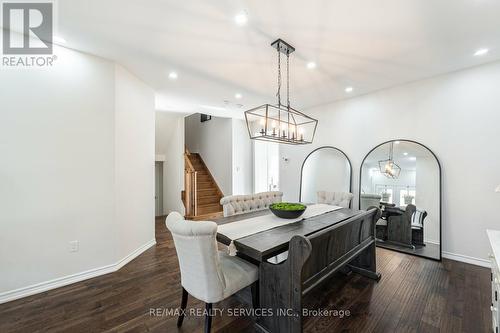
[0,217,491,333]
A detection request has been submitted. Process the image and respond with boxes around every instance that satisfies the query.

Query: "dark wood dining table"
[215,207,361,264]
[213,207,382,333]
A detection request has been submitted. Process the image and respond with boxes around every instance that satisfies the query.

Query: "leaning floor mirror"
[300,146,353,208]
[359,140,441,260]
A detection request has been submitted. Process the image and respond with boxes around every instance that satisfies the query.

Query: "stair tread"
[198,202,222,207]
[198,198,220,203]
[197,184,213,187]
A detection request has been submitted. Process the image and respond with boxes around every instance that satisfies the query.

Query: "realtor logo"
[2,2,53,54]
[1,1,57,67]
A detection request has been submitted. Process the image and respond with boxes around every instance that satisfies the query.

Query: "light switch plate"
[69,240,79,252]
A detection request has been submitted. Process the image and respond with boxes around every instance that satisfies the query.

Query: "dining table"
[213,205,382,333]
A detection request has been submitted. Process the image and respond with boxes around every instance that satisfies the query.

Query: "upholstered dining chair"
[166,212,259,333]
[220,191,283,217]
[360,193,382,210]
[409,205,427,246]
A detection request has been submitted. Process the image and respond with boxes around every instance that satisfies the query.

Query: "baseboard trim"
[115,239,157,270]
[0,239,156,304]
[442,251,491,268]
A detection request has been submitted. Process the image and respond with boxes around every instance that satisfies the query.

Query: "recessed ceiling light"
[395,141,401,144]
[306,62,317,69]
[53,36,66,44]
[235,93,242,99]
[168,71,178,80]
[409,157,417,161]
[474,48,489,56]
[234,11,248,26]
[345,87,353,93]
[403,152,408,156]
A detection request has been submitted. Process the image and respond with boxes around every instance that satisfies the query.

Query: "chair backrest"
[317,191,354,208]
[360,194,382,210]
[410,206,427,228]
[220,191,283,217]
[284,208,381,293]
[165,212,226,302]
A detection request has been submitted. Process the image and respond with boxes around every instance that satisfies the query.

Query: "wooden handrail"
[184,170,198,217]
[184,153,195,173]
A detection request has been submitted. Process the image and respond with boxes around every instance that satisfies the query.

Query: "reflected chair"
[317,191,354,208]
[384,204,426,249]
[166,212,259,333]
[360,193,382,210]
[410,207,427,246]
[360,194,387,240]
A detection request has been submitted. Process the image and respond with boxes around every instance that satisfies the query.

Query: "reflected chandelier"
[244,39,318,145]
[378,142,401,179]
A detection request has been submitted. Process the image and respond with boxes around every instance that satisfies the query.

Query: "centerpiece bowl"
[269,202,307,219]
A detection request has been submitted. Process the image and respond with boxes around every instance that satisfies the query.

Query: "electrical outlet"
[69,240,79,252]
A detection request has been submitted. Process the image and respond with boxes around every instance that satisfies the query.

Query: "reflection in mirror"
[360,140,441,260]
[300,147,352,207]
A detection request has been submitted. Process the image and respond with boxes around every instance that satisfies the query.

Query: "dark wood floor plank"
[0,218,491,333]
[339,250,413,332]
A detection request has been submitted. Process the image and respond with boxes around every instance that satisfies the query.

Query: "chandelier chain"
[276,47,281,106]
[287,52,290,109]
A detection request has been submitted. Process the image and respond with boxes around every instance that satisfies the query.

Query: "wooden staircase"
[182,149,224,220]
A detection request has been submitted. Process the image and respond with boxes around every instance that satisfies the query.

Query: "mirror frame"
[358,139,442,261]
[299,146,353,206]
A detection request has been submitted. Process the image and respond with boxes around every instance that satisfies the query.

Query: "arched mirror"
[300,146,353,208]
[359,140,441,260]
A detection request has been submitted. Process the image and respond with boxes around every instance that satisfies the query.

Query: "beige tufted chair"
[220,191,283,217]
[317,191,353,208]
[360,193,382,210]
[166,212,259,333]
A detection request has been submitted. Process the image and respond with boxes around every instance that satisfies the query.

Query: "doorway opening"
[155,161,164,217]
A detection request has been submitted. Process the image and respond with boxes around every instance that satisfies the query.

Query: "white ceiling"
[54,0,500,116]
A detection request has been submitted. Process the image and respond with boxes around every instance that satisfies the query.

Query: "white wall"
[360,166,416,200]
[185,114,233,195]
[0,46,116,295]
[0,46,156,302]
[280,61,500,264]
[155,111,185,215]
[232,119,253,195]
[114,65,156,259]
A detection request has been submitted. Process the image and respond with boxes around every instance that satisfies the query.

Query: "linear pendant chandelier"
[245,39,318,145]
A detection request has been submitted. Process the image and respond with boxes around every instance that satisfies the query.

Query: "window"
[399,189,416,206]
[254,140,279,193]
[380,188,393,204]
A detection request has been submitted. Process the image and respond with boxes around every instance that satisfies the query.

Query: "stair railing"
[184,152,198,216]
